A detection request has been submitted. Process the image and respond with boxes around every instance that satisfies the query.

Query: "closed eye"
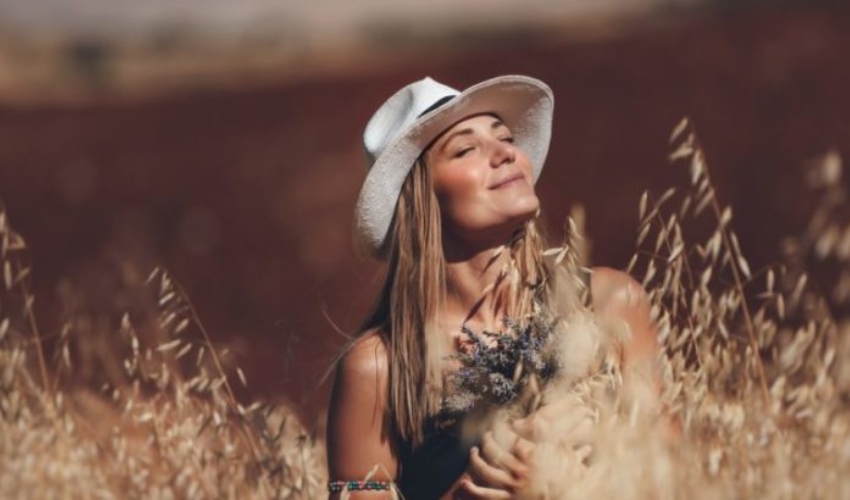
[454,147,475,158]
[500,136,515,144]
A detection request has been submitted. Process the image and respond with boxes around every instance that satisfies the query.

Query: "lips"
[489,173,525,189]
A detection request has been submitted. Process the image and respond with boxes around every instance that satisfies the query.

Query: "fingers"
[458,478,512,500]
[540,397,596,427]
[574,444,593,463]
[515,398,596,446]
[511,415,549,441]
[467,427,538,491]
[479,432,529,481]
[469,446,516,488]
[566,413,595,447]
[512,433,536,463]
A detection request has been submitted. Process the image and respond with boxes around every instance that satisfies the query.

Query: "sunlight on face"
[426,114,539,249]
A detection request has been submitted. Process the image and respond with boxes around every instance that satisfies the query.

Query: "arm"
[326,333,397,499]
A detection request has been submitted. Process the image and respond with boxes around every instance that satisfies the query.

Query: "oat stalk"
[150,268,271,495]
[671,118,770,406]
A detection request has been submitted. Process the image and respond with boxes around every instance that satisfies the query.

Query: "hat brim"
[355,75,554,259]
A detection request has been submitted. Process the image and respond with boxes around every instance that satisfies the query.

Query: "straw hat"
[356,75,554,258]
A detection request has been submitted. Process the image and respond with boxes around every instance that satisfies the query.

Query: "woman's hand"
[464,428,535,498]
[507,397,596,498]
[512,395,596,451]
[441,426,536,499]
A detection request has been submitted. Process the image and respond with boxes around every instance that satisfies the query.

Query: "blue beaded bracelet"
[328,480,393,493]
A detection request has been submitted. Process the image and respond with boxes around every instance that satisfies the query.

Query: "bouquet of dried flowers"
[442,313,563,417]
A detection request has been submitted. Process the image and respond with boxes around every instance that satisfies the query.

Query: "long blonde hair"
[360,157,552,446]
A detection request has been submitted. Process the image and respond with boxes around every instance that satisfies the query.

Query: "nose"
[490,139,516,168]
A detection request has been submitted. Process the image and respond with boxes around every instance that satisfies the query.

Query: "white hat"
[355,75,554,258]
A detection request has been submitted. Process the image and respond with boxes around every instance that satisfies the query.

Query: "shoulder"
[589,266,656,362]
[589,266,649,313]
[337,330,389,380]
[331,330,391,412]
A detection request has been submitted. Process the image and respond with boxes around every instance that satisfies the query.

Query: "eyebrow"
[438,118,509,154]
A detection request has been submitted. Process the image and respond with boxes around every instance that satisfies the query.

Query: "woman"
[327,75,657,499]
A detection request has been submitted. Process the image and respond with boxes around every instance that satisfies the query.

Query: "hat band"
[417,95,455,118]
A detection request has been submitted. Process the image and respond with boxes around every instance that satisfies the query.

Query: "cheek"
[517,151,534,179]
[432,167,485,214]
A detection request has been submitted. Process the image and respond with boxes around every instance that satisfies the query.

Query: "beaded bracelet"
[328,480,393,493]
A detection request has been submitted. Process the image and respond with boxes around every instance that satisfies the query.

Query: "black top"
[396,416,472,500]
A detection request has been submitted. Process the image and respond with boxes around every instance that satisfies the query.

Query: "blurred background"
[0,0,847,430]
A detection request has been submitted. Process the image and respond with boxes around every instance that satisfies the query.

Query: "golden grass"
[601,118,850,498]
[2,117,850,498]
[0,233,326,497]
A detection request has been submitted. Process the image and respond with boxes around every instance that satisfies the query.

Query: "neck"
[443,240,514,333]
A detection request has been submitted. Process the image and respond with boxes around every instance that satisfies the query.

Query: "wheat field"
[1,118,849,498]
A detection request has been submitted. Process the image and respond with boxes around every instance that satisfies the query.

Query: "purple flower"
[442,314,560,415]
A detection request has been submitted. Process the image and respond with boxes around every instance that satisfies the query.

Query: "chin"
[444,195,541,241]
[508,194,540,221]
[497,202,539,234]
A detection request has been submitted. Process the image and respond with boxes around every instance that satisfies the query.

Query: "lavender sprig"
[443,314,560,415]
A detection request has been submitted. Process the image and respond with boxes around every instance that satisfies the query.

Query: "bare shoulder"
[589,266,649,313]
[337,329,389,380]
[589,266,657,362]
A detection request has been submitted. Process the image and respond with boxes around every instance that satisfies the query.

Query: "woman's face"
[426,114,539,246]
